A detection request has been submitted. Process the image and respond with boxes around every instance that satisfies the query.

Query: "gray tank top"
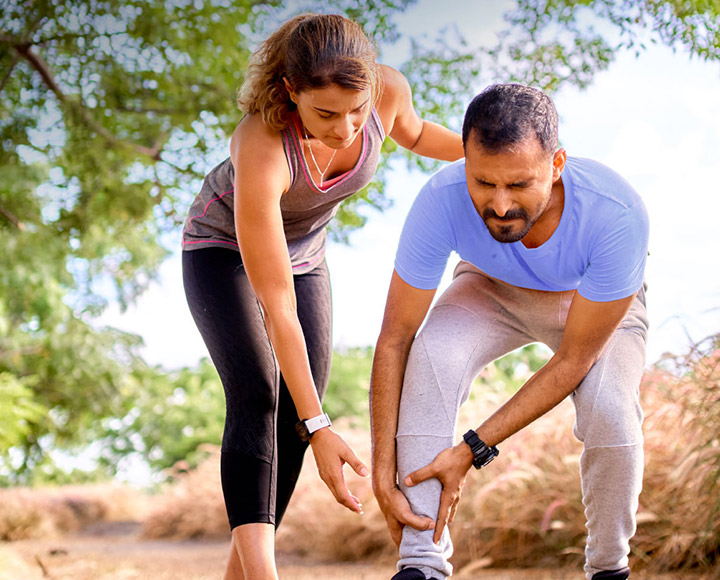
[182,108,386,274]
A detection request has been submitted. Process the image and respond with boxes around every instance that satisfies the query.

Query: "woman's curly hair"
[237,13,383,131]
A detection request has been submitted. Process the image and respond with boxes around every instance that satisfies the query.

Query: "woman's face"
[288,83,372,149]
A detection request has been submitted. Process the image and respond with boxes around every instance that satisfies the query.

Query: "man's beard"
[481,207,534,243]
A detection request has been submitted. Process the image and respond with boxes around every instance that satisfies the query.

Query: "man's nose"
[490,188,513,216]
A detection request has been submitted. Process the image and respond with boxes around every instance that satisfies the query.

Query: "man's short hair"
[462,84,559,154]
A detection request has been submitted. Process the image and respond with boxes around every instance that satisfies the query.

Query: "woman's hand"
[309,427,370,513]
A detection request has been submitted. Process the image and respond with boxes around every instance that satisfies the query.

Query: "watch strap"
[296,412,332,441]
[463,429,499,469]
[304,412,331,434]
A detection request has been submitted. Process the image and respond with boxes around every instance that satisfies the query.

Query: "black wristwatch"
[463,429,499,469]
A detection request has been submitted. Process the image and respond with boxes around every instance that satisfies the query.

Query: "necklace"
[303,127,337,186]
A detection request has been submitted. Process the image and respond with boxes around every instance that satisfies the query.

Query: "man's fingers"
[401,510,435,532]
[387,517,403,547]
[433,491,454,544]
[449,497,459,525]
[404,464,435,487]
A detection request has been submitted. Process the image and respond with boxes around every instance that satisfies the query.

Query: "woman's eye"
[318,113,333,120]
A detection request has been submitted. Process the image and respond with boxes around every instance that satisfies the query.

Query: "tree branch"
[0,203,25,230]
[14,44,163,160]
[0,51,21,93]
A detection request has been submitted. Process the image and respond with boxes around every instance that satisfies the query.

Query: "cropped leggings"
[182,247,332,529]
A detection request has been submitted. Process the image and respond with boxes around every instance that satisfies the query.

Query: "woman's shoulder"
[230,114,288,167]
[375,64,415,137]
[377,64,410,108]
[228,114,292,196]
[231,114,284,149]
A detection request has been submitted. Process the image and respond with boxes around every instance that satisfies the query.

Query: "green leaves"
[0,373,45,454]
[1,0,719,485]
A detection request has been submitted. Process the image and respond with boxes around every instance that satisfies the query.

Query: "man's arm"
[406,290,637,543]
[370,270,437,545]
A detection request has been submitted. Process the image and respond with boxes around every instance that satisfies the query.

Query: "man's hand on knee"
[375,484,435,546]
[405,443,473,544]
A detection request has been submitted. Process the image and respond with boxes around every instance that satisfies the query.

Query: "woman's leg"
[183,248,280,580]
[182,249,332,578]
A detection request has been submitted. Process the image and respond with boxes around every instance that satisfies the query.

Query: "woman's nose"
[333,116,354,141]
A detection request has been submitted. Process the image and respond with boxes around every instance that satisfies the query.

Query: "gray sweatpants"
[396,262,648,579]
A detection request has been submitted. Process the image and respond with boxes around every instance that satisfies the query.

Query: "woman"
[182,13,463,580]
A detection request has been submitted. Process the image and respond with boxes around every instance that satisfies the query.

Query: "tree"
[401,0,720,153]
[0,0,415,483]
[1,0,719,483]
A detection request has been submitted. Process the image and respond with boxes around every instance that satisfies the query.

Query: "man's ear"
[552,148,567,181]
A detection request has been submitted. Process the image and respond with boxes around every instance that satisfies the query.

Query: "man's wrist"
[456,440,475,470]
[371,467,398,490]
[462,429,499,469]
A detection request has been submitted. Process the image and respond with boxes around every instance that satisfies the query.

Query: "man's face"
[464,133,564,245]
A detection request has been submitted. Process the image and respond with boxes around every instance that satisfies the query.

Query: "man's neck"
[522,177,565,249]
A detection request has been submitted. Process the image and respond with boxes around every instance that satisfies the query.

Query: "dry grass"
[140,444,229,540]
[631,343,719,574]
[278,344,720,576]
[0,482,148,541]
[2,342,717,577]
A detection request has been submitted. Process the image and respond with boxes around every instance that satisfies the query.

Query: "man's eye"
[318,113,333,119]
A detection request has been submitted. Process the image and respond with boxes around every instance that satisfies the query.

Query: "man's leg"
[395,265,534,579]
[570,288,649,579]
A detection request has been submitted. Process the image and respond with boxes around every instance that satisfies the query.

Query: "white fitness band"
[304,412,332,434]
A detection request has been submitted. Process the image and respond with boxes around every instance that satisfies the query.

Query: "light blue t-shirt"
[394,157,649,302]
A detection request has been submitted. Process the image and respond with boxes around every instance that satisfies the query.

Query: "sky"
[98,1,720,371]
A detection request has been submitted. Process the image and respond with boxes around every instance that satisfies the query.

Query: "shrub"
[0,483,147,540]
[137,337,719,577]
[141,444,229,540]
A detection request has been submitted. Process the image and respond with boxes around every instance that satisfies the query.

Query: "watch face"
[295,421,310,442]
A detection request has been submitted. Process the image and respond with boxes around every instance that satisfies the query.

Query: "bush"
[141,444,229,540]
[0,483,148,541]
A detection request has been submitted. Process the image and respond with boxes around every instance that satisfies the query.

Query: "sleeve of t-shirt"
[577,201,649,302]
[394,182,455,290]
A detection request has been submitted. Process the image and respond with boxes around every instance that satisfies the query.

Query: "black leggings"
[182,248,332,529]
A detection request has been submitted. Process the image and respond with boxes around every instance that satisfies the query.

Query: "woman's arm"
[230,117,368,512]
[231,117,322,420]
[377,64,464,162]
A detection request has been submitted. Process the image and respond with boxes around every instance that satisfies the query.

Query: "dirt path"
[2,522,711,580]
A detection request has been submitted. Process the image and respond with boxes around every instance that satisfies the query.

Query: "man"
[370,84,649,580]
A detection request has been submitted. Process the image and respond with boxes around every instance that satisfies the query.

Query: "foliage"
[2,0,719,484]
[324,346,374,423]
[0,373,44,454]
[97,358,225,474]
[402,0,720,149]
[475,343,551,393]
[0,0,413,484]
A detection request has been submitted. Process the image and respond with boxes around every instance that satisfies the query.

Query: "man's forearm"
[370,336,414,490]
[475,351,594,446]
